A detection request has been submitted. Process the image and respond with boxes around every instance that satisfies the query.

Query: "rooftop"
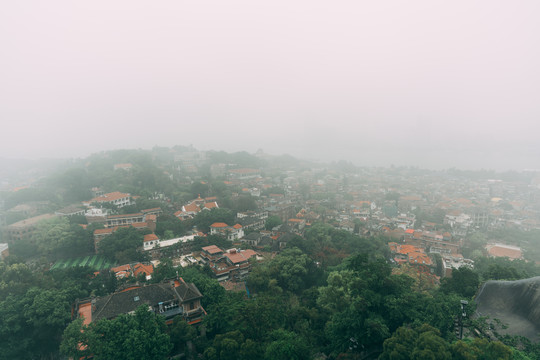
[90,191,130,203]
[8,213,56,228]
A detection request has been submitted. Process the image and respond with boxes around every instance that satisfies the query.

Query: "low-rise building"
[106,213,144,227]
[2,213,56,242]
[55,205,86,217]
[74,278,205,325]
[441,255,474,278]
[84,191,131,208]
[209,222,244,241]
[200,245,258,282]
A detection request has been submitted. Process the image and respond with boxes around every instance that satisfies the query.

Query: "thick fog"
[1,1,539,170]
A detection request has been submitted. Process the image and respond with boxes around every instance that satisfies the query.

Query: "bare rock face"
[475,277,540,341]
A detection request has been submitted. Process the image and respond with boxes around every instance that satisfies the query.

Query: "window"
[190,302,195,310]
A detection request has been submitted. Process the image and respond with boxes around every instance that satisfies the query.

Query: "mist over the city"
[4,2,540,360]
[2,1,540,170]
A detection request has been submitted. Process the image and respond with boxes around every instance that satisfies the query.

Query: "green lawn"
[51,255,115,271]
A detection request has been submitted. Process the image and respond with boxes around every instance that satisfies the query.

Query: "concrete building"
[2,213,56,242]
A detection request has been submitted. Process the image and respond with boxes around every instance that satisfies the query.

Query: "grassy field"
[50,255,116,271]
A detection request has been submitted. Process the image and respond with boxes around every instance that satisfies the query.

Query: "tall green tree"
[61,305,172,360]
[98,227,146,263]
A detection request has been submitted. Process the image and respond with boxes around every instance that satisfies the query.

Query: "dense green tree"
[265,215,283,230]
[264,329,310,360]
[155,214,186,238]
[193,208,235,233]
[440,267,480,298]
[248,247,319,294]
[0,261,36,300]
[169,315,197,355]
[61,305,172,360]
[98,226,146,263]
[180,266,226,309]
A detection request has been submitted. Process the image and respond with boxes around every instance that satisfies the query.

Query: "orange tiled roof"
[111,264,131,273]
[133,263,154,277]
[397,245,420,255]
[183,203,201,213]
[131,222,148,228]
[143,233,159,242]
[211,222,228,228]
[78,302,93,325]
[224,249,257,264]
[233,224,242,229]
[408,252,432,265]
[202,245,223,254]
[204,202,218,209]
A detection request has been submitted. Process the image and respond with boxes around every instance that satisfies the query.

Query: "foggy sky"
[1,1,539,170]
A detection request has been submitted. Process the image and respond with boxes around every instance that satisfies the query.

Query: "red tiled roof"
[133,263,154,277]
[202,245,223,254]
[224,249,257,264]
[211,222,228,228]
[204,202,218,209]
[78,302,93,325]
[146,214,157,221]
[233,224,243,229]
[183,203,201,213]
[409,252,432,265]
[143,233,159,242]
[111,264,131,273]
[397,245,420,255]
[131,222,148,228]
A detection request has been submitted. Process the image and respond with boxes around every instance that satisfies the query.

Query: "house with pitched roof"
[175,198,220,221]
[200,245,258,281]
[74,278,205,325]
[389,242,433,266]
[110,262,154,280]
[143,233,160,251]
[209,222,244,241]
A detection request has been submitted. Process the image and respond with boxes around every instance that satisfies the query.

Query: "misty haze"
[1,1,540,359]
